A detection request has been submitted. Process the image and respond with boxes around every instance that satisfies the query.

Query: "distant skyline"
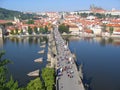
[0,0,120,12]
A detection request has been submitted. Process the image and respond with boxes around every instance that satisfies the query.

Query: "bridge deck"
[53,27,85,90]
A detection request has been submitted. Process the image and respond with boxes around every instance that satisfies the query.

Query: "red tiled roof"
[84,29,93,33]
[0,20,12,24]
[116,30,120,32]
[107,24,120,27]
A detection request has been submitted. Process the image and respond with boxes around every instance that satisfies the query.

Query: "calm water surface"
[0,36,120,90]
[67,37,120,90]
[0,36,48,86]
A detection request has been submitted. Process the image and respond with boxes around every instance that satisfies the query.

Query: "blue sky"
[0,0,120,12]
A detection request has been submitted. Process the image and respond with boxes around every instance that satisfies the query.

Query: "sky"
[0,0,120,12]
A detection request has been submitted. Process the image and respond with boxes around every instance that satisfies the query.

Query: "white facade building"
[90,25,102,35]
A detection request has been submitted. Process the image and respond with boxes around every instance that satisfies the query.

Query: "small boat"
[38,50,44,54]
[34,58,43,63]
[27,69,39,77]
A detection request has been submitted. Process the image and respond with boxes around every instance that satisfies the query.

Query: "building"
[69,25,80,35]
[106,8,120,15]
[90,25,102,35]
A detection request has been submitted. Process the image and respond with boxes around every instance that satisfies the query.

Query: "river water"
[0,36,120,90]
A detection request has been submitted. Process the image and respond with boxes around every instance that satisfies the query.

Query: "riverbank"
[3,34,49,38]
[3,33,120,39]
[62,33,120,38]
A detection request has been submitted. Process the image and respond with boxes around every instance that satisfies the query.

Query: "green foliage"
[45,26,48,33]
[0,8,21,20]
[28,26,33,35]
[0,50,55,90]
[15,28,19,35]
[34,27,39,34]
[20,14,35,20]
[6,76,18,90]
[27,20,34,24]
[39,26,49,34]
[10,30,15,35]
[0,50,11,86]
[42,68,55,90]
[58,24,69,33]
[0,50,18,90]
[20,29,24,35]
[80,13,88,17]
[0,22,13,27]
[109,27,114,35]
[6,22,13,26]
[26,77,44,90]
[0,7,37,20]
[89,13,94,16]
[95,13,105,19]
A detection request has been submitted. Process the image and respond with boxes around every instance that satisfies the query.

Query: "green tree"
[58,24,69,33]
[15,28,19,35]
[28,26,33,35]
[0,50,19,90]
[34,26,38,34]
[42,68,55,90]
[44,26,48,33]
[27,19,34,24]
[6,76,18,90]
[40,27,46,34]
[20,29,24,35]
[39,27,43,33]
[109,27,114,35]
[80,13,88,17]
[0,50,11,87]
[10,30,15,35]
[26,77,44,90]
[89,13,94,16]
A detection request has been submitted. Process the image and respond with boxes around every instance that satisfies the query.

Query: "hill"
[0,7,34,20]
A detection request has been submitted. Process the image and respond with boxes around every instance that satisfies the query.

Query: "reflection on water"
[63,36,120,47]
[0,38,3,48]
[67,36,120,90]
[1,36,48,86]
[3,36,48,45]
[1,36,120,89]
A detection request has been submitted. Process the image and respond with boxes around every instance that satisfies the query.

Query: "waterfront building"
[69,25,80,35]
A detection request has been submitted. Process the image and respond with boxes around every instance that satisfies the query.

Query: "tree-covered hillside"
[0,7,35,20]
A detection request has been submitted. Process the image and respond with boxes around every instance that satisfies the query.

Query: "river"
[0,36,120,90]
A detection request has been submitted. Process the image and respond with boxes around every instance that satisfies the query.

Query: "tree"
[39,27,43,33]
[89,13,94,16]
[26,77,44,90]
[80,13,88,18]
[34,26,40,34]
[44,26,48,33]
[15,28,19,35]
[42,68,55,90]
[109,27,114,35]
[6,76,19,90]
[40,27,46,34]
[0,50,11,87]
[27,19,34,24]
[28,26,33,35]
[10,30,15,35]
[20,29,24,35]
[0,50,19,90]
[58,24,69,34]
